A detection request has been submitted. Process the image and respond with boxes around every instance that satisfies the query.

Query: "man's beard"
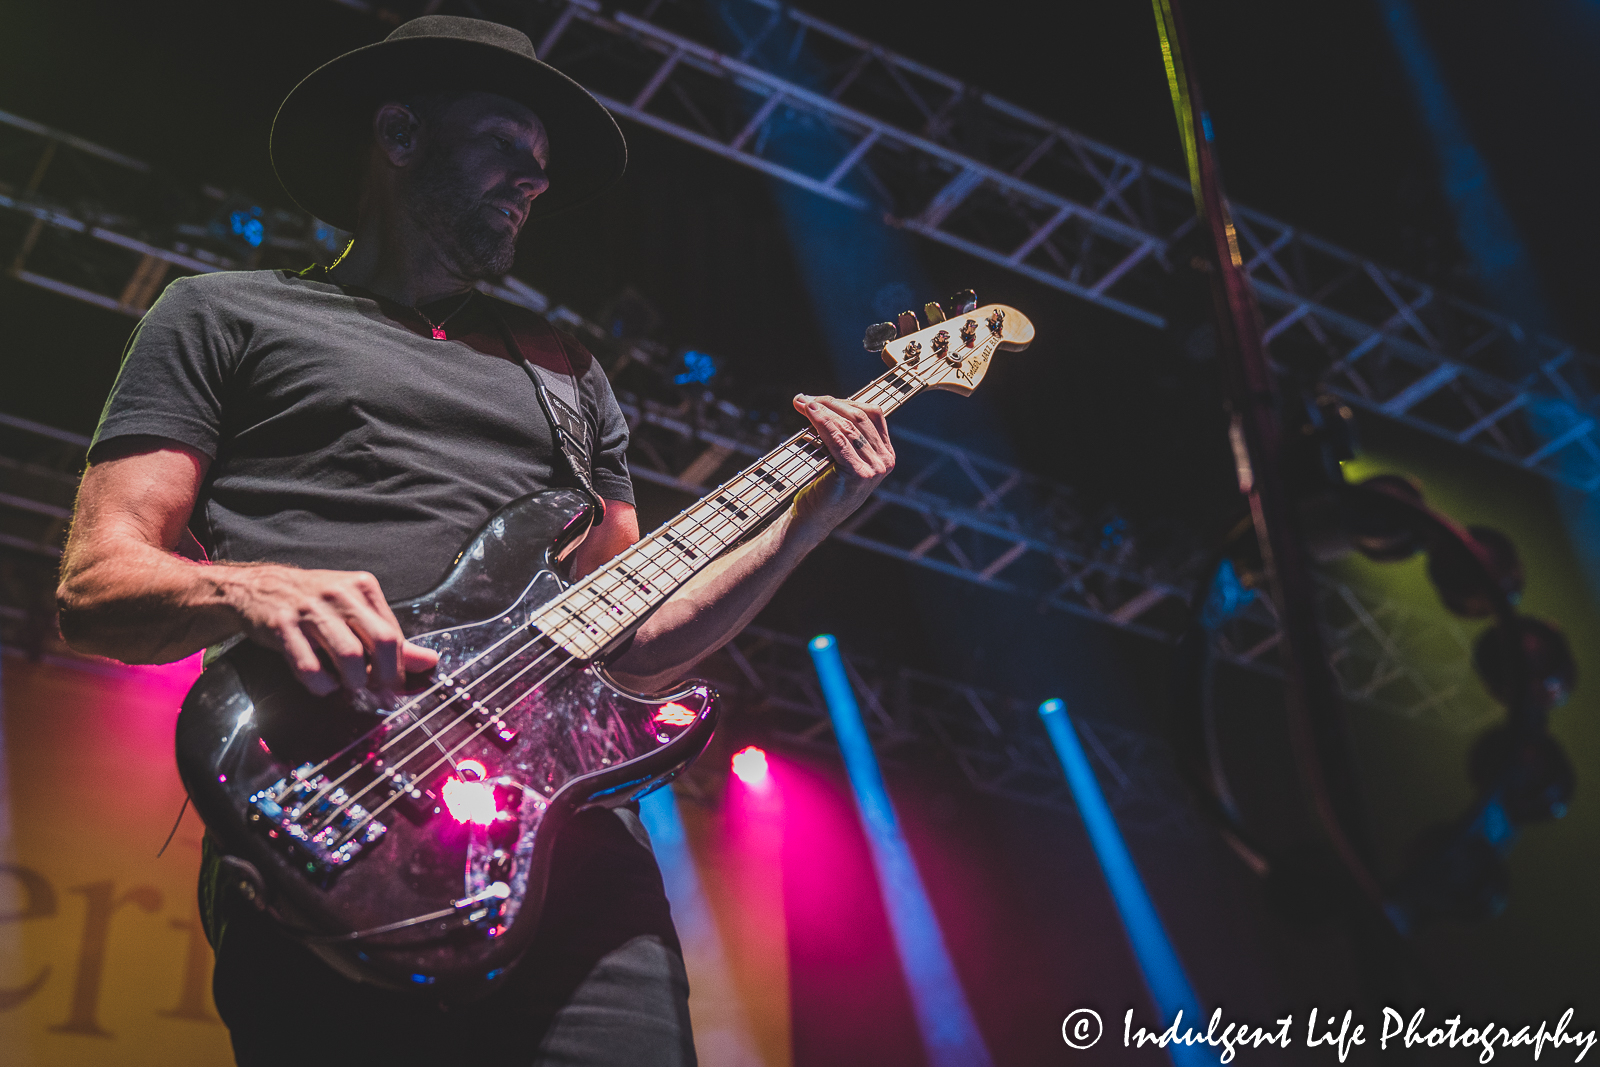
[407,146,518,279]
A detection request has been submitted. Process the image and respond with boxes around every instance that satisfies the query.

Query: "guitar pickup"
[369,760,438,823]
[449,687,519,745]
[249,765,388,882]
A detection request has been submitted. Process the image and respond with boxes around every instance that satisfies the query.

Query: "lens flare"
[731,745,769,786]
[654,702,698,727]
[443,771,498,825]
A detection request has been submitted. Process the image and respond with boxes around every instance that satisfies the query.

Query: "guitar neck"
[532,357,938,660]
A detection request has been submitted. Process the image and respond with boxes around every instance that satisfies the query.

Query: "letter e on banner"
[49,881,162,1037]
[0,864,56,1010]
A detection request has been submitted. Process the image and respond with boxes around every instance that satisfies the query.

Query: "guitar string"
[287,444,803,821]
[282,419,840,808]
[298,362,946,835]
[288,637,563,821]
[282,618,560,804]
[531,422,857,650]
[334,652,582,845]
[331,397,910,841]
[340,431,838,767]
[312,426,848,824]
[290,346,981,836]
[325,648,583,839]
[301,429,845,828]
[542,365,927,642]
[289,364,936,832]
[526,342,980,648]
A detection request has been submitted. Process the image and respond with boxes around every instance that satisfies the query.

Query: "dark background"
[4,0,1599,1062]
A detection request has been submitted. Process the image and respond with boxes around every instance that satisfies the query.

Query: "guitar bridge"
[438,678,520,745]
[249,765,389,881]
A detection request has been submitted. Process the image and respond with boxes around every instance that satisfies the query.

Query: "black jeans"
[203,808,696,1066]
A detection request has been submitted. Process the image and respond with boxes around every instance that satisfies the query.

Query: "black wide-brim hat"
[271,15,626,232]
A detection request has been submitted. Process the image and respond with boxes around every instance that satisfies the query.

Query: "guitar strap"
[292,264,605,523]
[487,305,607,526]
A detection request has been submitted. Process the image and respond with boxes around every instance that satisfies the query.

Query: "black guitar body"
[174,489,718,1000]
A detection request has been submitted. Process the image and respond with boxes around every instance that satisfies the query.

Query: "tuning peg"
[862,321,898,353]
[923,301,946,325]
[896,310,920,337]
[949,289,977,315]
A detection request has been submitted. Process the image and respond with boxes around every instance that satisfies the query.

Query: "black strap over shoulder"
[486,304,607,525]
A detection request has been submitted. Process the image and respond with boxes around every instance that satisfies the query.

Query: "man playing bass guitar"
[55,15,894,1065]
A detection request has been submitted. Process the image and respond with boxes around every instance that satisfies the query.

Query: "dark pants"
[204,808,696,1066]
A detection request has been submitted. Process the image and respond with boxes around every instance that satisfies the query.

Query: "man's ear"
[373,102,421,167]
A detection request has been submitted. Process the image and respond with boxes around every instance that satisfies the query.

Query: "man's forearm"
[58,537,251,663]
[60,531,437,695]
[604,507,827,691]
[604,393,899,690]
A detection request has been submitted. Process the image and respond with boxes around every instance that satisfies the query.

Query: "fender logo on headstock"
[873,299,1035,398]
[955,346,992,387]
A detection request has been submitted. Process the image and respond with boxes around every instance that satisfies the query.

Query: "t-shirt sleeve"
[88,275,238,463]
[567,333,635,507]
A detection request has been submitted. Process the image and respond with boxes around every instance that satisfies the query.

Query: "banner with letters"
[0,651,788,1067]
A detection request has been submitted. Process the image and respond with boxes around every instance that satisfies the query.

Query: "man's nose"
[516,159,551,199]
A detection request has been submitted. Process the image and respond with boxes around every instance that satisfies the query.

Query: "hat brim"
[271,37,626,233]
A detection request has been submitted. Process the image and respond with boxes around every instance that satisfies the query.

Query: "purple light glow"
[731,745,770,786]
[442,762,497,825]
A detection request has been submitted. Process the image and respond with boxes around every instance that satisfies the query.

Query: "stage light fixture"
[230,206,265,247]
[1426,526,1524,617]
[673,350,717,386]
[1346,474,1427,561]
[730,745,769,786]
[1472,617,1576,715]
[207,198,268,251]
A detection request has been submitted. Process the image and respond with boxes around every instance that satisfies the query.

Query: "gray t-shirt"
[91,269,633,600]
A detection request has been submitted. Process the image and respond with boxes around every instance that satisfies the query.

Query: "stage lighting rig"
[1151,0,1575,949]
[1176,458,1577,935]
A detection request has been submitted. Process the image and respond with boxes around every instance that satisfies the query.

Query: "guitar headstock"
[872,302,1035,397]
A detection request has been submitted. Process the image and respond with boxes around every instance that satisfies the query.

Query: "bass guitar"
[175,300,1034,999]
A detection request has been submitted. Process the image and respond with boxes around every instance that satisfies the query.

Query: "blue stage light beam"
[638,785,723,957]
[1378,0,1600,602]
[1039,699,1217,1067]
[809,634,994,1067]
[1377,0,1548,327]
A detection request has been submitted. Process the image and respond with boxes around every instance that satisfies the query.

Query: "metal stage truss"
[0,415,1190,824]
[314,0,1600,494]
[0,101,1486,726]
[682,624,1193,832]
[0,97,1484,730]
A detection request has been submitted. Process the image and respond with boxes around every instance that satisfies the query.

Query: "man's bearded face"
[397,93,550,281]
[407,140,520,279]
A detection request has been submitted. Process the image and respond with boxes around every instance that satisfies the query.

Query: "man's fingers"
[402,640,440,673]
[278,624,340,696]
[351,573,413,681]
[864,404,892,456]
[795,394,892,473]
[234,566,437,697]
[813,396,887,450]
[335,592,406,692]
[302,612,370,692]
